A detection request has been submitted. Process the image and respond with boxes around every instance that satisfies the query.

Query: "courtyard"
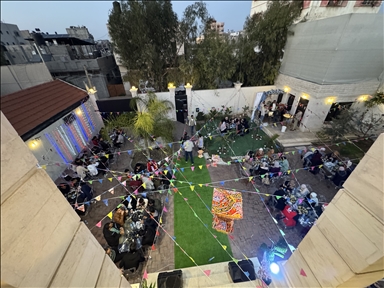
[60,119,359,285]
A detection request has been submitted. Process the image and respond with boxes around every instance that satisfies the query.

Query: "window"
[0,30,2,34]
[6,42,9,45]
[6,31,9,34]
[12,42,15,45]
[14,31,20,37]
[362,0,377,5]
[327,0,346,6]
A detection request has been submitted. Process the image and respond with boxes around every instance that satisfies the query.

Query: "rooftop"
[1,79,88,140]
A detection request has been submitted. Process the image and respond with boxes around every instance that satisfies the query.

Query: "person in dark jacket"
[332,166,348,187]
[103,222,123,248]
[273,187,287,211]
[148,198,162,214]
[105,245,126,263]
[119,243,146,270]
[140,225,156,247]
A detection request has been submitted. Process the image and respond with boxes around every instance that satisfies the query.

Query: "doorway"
[175,94,188,124]
[297,98,309,113]
[287,94,295,111]
[277,93,284,103]
[325,102,354,122]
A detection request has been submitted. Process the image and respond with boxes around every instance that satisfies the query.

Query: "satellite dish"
[254,46,261,53]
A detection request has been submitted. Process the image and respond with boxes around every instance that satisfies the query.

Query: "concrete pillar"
[88,92,104,129]
[271,134,384,288]
[234,82,243,113]
[290,95,301,115]
[168,86,177,121]
[184,83,193,116]
[281,92,289,105]
[299,98,332,132]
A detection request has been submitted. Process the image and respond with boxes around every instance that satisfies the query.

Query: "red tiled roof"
[1,79,88,137]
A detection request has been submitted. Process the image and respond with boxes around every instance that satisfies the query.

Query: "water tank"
[113,1,121,14]
[32,33,46,46]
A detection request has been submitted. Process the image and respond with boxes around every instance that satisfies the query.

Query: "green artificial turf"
[173,156,233,269]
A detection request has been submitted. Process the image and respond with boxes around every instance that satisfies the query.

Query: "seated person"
[76,164,88,180]
[98,137,111,151]
[140,225,156,248]
[241,118,249,133]
[142,176,155,190]
[267,148,275,160]
[136,197,148,210]
[306,192,319,207]
[295,184,310,198]
[105,245,126,263]
[119,243,145,271]
[279,156,289,173]
[332,166,348,187]
[236,120,244,135]
[78,182,94,202]
[124,195,138,210]
[255,148,264,158]
[86,161,99,176]
[219,120,227,134]
[92,136,100,146]
[113,207,128,226]
[302,151,314,167]
[346,160,356,176]
[143,206,158,230]
[257,162,269,176]
[57,183,71,196]
[103,222,124,248]
[269,161,281,175]
[324,151,340,163]
[146,159,158,173]
[229,119,236,130]
[134,163,146,174]
[271,186,287,211]
[148,198,162,214]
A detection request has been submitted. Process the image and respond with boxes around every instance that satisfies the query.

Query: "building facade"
[2,23,124,99]
[66,25,95,43]
[250,0,383,20]
[274,13,383,132]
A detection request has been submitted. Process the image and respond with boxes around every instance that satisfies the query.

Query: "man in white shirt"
[87,162,99,176]
[188,115,196,136]
[259,105,266,123]
[183,137,194,165]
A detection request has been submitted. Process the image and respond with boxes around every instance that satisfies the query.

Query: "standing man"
[259,105,266,123]
[290,110,303,131]
[183,136,194,165]
[187,115,196,136]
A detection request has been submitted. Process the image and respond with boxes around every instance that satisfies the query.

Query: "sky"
[1,1,252,40]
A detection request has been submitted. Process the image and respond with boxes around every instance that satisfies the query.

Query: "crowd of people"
[217,116,250,136]
[103,196,162,274]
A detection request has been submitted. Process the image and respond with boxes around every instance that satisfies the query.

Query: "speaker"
[157,270,183,288]
[228,260,256,283]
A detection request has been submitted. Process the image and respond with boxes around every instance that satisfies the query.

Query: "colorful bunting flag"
[204,270,211,277]
[108,188,114,194]
[163,206,168,212]
[95,195,101,201]
[77,205,85,212]
[103,199,108,206]
[107,212,113,219]
[96,221,102,228]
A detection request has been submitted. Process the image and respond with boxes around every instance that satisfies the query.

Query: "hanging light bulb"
[254,45,261,53]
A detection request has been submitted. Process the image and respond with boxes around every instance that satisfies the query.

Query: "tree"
[351,108,384,138]
[104,93,174,157]
[365,91,384,108]
[238,1,302,86]
[180,30,237,89]
[108,1,178,92]
[316,109,355,144]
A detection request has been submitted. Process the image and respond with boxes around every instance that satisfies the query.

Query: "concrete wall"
[1,63,53,96]
[26,99,104,181]
[63,74,110,99]
[139,85,277,121]
[1,111,130,288]
[45,58,100,73]
[272,134,384,288]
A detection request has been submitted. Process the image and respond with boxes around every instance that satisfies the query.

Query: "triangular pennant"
[232,257,238,264]
[222,245,227,250]
[163,206,168,212]
[220,181,225,186]
[96,221,102,228]
[143,270,148,279]
[117,176,122,181]
[107,212,113,219]
[198,184,203,187]
[190,186,195,191]
[88,180,93,185]
[248,176,253,181]
[191,166,195,171]
[77,205,85,212]
[199,165,203,169]
[108,178,113,182]
[108,188,114,194]
[142,182,146,189]
[184,198,188,201]
[156,230,160,236]
[151,244,156,251]
[95,195,101,201]
[103,199,108,206]
[105,154,109,159]
[275,196,282,199]
[300,268,307,277]
[204,270,211,277]
[122,181,126,186]
[98,179,103,184]
[229,234,234,240]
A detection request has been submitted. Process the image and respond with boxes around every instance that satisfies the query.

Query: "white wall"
[1,63,53,96]
[145,85,277,121]
[26,99,104,181]
[250,0,269,16]
[300,0,382,22]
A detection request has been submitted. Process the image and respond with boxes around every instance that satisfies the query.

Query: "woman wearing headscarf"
[310,150,323,174]
[296,184,310,198]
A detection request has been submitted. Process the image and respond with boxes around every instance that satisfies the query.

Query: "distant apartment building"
[66,25,95,43]
[210,20,225,34]
[96,39,113,55]
[1,23,124,99]
[250,0,382,21]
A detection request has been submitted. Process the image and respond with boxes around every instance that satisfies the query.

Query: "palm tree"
[103,92,174,158]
